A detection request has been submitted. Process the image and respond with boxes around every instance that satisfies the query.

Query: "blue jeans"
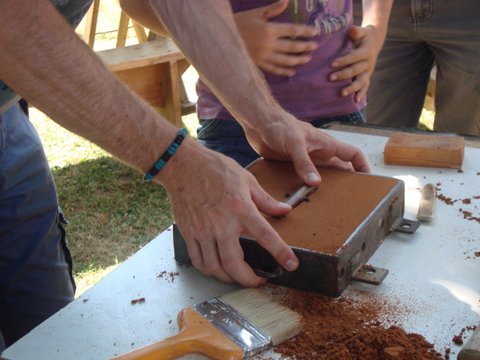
[364,0,480,136]
[0,104,75,349]
[197,111,365,167]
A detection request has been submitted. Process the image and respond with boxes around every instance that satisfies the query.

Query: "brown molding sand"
[248,160,399,254]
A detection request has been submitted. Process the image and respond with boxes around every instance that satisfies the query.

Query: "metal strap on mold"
[391,218,421,234]
[352,264,389,285]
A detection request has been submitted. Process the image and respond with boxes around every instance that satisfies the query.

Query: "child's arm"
[330,0,393,103]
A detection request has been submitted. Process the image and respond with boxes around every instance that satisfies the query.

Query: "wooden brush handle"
[112,308,244,360]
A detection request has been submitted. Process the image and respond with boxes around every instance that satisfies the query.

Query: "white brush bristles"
[220,288,302,345]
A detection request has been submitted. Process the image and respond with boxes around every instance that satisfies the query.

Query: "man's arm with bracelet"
[0,0,299,286]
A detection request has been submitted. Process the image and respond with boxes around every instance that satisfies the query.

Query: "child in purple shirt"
[197,0,391,166]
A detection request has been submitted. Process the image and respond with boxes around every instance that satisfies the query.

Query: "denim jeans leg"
[426,0,480,135]
[0,104,75,348]
[310,110,366,128]
[366,0,435,129]
[197,119,260,167]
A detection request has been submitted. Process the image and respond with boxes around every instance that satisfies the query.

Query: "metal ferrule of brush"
[193,298,272,357]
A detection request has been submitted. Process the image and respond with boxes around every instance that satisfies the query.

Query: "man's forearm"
[0,0,178,177]
[149,0,288,134]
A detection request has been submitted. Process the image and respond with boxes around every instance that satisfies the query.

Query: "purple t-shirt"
[196,0,365,122]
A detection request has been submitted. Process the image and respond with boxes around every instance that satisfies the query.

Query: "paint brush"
[112,288,302,360]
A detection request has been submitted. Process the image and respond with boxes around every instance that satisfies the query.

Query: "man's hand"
[329,24,386,103]
[160,140,298,287]
[244,117,371,185]
[234,0,318,77]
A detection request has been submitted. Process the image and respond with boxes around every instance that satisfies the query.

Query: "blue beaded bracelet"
[144,127,188,181]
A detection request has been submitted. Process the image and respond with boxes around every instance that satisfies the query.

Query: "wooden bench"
[97,38,188,127]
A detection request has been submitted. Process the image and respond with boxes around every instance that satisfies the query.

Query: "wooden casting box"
[173,159,410,297]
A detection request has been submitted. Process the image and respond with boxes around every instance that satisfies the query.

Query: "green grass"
[30,109,174,296]
[54,157,172,268]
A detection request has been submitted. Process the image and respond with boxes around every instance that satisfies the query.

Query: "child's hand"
[234,0,318,77]
[329,25,384,103]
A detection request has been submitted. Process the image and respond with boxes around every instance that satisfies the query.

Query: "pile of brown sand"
[268,287,443,360]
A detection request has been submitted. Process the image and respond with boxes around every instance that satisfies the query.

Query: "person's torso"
[0,0,93,114]
[197,0,364,122]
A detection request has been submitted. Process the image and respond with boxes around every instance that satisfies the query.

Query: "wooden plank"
[427,66,436,98]
[83,0,100,48]
[112,62,182,127]
[384,132,465,169]
[160,60,182,127]
[424,67,436,112]
[97,39,184,72]
[96,38,186,127]
[116,10,130,48]
[132,20,148,43]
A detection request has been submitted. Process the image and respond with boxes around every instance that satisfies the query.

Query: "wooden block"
[384,132,464,169]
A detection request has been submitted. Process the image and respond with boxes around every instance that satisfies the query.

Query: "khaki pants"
[363,0,480,136]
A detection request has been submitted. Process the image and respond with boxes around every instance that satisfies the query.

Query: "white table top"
[4,130,480,360]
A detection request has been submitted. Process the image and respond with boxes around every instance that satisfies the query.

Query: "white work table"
[4,129,480,359]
